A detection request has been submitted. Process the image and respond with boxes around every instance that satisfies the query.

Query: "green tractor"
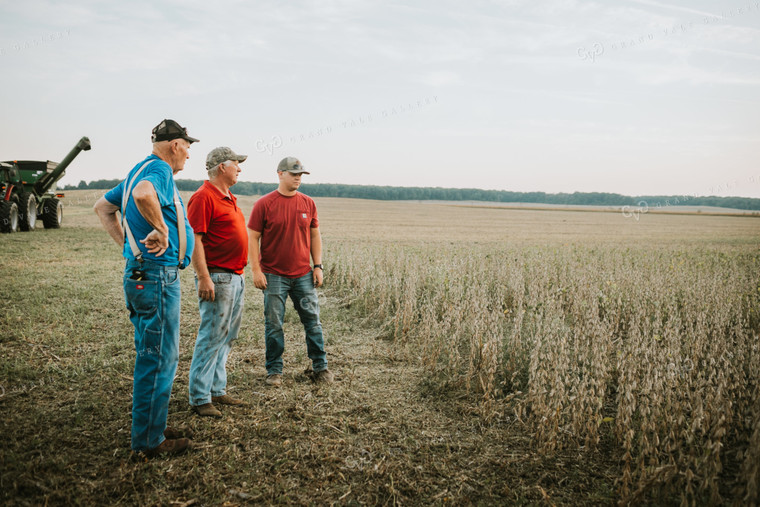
[1,137,91,233]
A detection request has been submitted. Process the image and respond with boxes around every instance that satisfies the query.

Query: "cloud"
[625,0,718,19]
[2,0,758,198]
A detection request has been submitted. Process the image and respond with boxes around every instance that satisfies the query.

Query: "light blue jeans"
[263,271,327,375]
[123,259,181,452]
[188,272,245,406]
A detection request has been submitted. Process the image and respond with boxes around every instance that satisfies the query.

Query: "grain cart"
[0,137,91,233]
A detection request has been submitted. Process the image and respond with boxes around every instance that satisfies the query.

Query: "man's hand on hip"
[140,228,169,256]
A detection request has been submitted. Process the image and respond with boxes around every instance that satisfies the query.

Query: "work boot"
[164,426,193,439]
[265,374,282,386]
[145,438,190,458]
[315,369,334,384]
[193,403,222,418]
[212,394,245,406]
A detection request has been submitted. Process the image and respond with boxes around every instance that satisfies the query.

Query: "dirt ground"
[0,266,618,505]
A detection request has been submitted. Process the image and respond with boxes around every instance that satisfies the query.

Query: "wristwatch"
[313,264,323,270]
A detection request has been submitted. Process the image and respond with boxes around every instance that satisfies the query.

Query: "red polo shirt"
[248,190,318,278]
[187,181,248,274]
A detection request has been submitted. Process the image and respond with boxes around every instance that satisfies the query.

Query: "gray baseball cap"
[277,157,309,174]
[206,146,247,170]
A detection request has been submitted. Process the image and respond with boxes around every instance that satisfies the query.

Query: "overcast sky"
[1,0,758,198]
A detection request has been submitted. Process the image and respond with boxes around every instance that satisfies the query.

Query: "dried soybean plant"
[326,240,760,504]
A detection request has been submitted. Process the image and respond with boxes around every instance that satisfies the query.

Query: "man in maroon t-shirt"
[248,157,333,386]
[187,147,249,417]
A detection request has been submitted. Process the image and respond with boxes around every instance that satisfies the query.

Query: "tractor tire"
[42,198,63,229]
[18,192,38,231]
[0,200,20,233]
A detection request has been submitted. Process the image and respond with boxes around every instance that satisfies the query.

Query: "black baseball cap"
[151,119,199,144]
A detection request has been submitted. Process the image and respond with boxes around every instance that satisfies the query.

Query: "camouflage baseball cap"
[151,119,199,144]
[206,146,247,170]
[277,157,309,174]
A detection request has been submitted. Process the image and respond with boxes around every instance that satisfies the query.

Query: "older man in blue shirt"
[94,119,196,457]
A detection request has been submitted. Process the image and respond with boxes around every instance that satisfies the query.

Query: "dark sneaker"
[265,374,282,386]
[212,395,245,406]
[193,403,222,418]
[145,438,190,457]
[315,369,334,384]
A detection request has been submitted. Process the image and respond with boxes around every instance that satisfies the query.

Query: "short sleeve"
[141,162,174,207]
[187,191,212,235]
[104,180,125,207]
[248,197,265,232]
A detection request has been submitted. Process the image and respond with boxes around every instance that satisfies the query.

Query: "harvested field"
[1,190,759,505]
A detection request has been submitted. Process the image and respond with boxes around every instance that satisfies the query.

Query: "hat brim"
[154,133,200,144]
[288,170,310,175]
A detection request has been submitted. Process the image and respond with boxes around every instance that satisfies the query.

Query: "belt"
[208,267,237,274]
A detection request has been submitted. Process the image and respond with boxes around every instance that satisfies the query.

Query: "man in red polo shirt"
[187,147,249,417]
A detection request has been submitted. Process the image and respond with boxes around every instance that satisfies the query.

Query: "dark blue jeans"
[263,272,327,375]
[123,259,181,451]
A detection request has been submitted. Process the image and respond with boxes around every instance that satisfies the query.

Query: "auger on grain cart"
[0,137,91,233]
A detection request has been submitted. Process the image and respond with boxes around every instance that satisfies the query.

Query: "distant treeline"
[64,179,760,211]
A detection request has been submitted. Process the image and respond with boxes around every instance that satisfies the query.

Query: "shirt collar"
[203,180,236,203]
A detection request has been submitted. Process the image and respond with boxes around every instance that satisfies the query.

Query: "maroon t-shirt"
[248,190,319,278]
[187,181,248,274]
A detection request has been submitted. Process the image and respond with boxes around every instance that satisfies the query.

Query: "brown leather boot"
[164,426,193,439]
[315,369,334,384]
[145,438,190,457]
[193,403,222,418]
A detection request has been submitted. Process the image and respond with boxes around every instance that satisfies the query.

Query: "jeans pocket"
[164,268,179,285]
[263,273,282,295]
[263,273,271,295]
[213,273,232,285]
[140,327,162,355]
[125,278,159,315]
